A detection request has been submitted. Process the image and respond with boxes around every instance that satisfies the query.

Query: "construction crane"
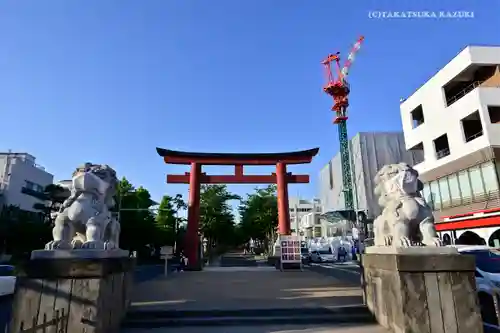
[321,36,364,211]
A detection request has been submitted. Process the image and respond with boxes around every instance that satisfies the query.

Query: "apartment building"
[0,152,54,212]
[400,45,500,246]
[318,132,423,219]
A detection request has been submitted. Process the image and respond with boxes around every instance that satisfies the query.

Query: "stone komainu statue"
[45,163,121,250]
[372,163,442,247]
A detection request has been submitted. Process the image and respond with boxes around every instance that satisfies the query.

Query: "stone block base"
[362,248,483,333]
[267,256,279,268]
[9,256,135,333]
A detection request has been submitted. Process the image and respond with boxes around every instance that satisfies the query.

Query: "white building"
[399,45,500,246]
[0,152,54,212]
[289,197,321,235]
[318,132,422,219]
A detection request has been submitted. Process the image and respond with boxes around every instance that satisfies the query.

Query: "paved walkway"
[122,253,385,332]
[123,323,389,333]
[129,266,363,311]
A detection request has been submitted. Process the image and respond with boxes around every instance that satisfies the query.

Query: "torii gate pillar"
[186,162,201,270]
[276,162,291,235]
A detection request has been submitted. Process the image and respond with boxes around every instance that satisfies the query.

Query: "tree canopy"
[199,184,240,252]
[237,185,278,252]
[2,172,284,262]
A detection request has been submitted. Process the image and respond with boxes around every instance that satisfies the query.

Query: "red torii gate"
[156,147,319,270]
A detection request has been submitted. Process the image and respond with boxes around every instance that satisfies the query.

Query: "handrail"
[447,81,500,107]
[436,148,450,159]
[446,80,483,106]
[465,130,484,142]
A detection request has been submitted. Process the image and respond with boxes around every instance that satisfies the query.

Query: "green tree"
[0,205,51,261]
[199,185,240,253]
[156,195,177,246]
[33,184,68,224]
[172,194,187,253]
[116,177,158,257]
[238,185,278,253]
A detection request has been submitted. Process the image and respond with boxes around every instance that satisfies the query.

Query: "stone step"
[122,306,375,328]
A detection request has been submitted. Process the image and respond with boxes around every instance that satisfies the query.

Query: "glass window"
[458,171,472,199]
[328,162,333,189]
[429,181,441,209]
[448,174,461,202]
[438,178,451,205]
[422,183,430,203]
[481,162,499,193]
[469,166,485,196]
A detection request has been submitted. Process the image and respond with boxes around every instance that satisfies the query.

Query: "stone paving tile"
[129,269,364,311]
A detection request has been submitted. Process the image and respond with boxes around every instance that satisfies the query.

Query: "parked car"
[309,249,335,263]
[455,245,500,330]
[0,265,15,297]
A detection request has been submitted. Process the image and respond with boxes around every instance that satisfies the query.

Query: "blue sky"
[1,0,498,208]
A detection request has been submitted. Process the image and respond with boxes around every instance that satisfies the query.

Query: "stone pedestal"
[362,246,483,333]
[9,254,135,333]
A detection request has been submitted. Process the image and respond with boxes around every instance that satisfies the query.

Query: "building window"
[424,163,500,212]
[438,178,451,208]
[481,162,499,194]
[409,142,424,165]
[461,111,483,142]
[429,181,441,209]
[433,134,450,159]
[469,166,485,198]
[328,161,333,189]
[447,174,462,205]
[488,106,500,124]
[25,180,35,190]
[458,171,472,199]
[411,105,425,128]
[422,183,431,206]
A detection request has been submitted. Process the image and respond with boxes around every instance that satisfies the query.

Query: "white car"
[309,250,335,263]
[455,245,500,330]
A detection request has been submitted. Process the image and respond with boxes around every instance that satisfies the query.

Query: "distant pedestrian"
[352,245,357,261]
[338,246,347,262]
[175,254,183,272]
[180,252,188,271]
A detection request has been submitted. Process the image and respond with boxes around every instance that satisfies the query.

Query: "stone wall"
[362,251,483,333]
[9,257,135,333]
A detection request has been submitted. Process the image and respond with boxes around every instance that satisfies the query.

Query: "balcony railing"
[465,130,483,143]
[21,187,48,201]
[446,81,482,106]
[436,148,450,159]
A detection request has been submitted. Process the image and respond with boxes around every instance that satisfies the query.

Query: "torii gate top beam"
[156,147,319,165]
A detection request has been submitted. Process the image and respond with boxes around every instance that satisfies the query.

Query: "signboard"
[160,246,173,259]
[279,235,301,264]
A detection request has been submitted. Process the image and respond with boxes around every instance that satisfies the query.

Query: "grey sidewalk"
[129,269,364,311]
[122,323,389,333]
